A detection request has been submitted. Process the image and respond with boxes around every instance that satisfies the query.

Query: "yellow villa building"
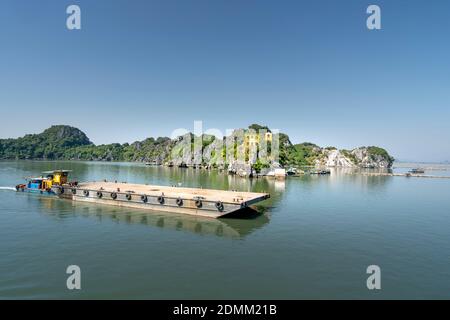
[244,131,272,148]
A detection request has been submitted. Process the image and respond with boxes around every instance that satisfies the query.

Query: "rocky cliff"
[317,147,394,168]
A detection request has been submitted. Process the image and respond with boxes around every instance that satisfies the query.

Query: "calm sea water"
[1,160,450,299]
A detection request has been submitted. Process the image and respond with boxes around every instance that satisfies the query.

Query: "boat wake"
[0,187,16,191]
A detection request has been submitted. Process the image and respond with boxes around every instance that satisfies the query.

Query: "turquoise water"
[1,160,450,299]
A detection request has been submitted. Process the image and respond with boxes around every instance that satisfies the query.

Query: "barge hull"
[61,182,270,218]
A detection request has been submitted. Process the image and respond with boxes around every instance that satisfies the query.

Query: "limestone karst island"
[0,124,394,178]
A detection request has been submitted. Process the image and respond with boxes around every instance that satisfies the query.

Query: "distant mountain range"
[0,125,394,168]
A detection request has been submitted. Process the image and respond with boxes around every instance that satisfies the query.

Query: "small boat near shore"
[409,168,425,174]
[15,170,270,218]
[309,169,331,175]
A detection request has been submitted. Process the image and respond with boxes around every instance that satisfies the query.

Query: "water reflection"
[37,197,270,239]
[285,167,392,191]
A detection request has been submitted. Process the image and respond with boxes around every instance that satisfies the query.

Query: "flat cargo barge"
[59,182,270,218]
[16,170,270,218]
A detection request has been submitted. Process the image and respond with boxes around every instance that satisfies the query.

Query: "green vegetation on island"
[0,125,394,168]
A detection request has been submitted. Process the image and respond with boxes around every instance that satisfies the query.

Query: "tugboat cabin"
[19,170,71,193]
[42,170,71,187]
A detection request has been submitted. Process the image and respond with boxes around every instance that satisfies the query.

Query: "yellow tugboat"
[15,170,72,195]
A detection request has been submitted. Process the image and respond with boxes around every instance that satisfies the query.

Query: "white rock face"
[314,147,392,168]
[351,147,392,168]
[324,150,357,167]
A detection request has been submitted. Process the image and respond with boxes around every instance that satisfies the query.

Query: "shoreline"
[2,159,450,179]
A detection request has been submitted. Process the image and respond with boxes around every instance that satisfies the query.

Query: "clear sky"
[1,0,449,162]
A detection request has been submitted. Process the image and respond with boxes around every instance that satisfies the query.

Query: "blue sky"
[0,0,449,162]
